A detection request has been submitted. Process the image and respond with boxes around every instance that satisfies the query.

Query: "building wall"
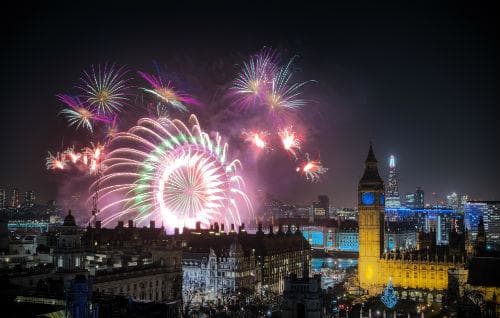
[182,247,259,304]
[358,204,384,292]
[93,267,181,302]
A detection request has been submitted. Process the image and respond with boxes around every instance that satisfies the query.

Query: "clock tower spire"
[358,143,385,293]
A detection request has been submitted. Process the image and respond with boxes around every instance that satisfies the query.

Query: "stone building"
[182,232,258,304]
[82,220,183,305]
[282,268,323,318]
[180,222,310,296]
[357,144,466,295]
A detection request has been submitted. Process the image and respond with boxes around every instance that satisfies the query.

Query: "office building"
[464,201,500,249]
[385,155,401,208]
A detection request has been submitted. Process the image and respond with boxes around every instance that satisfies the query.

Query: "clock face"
[361,192,375,205]
[380,194,385,205]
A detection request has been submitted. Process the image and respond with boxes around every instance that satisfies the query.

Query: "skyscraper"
[0,188,6,209]
[414,187,424,208]
[11,188,20,208]
[312,195,330,219]
[24,190,36,207]
[464,201,500,249]
[404,193,415,208]
[385,155,401,208]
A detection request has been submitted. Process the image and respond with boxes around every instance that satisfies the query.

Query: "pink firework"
[242,130,269,151]
[57,94,110,132]
[46,151,67,171]
[138,71,199,112]
[64,147,82,164]
[83,143,105,175]
[297,154,328,182]
[231,49,277,109]
[278,126,301,158]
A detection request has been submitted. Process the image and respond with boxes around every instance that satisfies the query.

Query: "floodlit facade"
[357,145,465,295]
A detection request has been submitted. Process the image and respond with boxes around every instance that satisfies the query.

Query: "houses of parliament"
[357,144,466,294]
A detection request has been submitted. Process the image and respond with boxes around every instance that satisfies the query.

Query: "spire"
[359,143,384,190]
[365,143,377,165]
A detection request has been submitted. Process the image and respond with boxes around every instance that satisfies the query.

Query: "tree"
[380,279,398,309]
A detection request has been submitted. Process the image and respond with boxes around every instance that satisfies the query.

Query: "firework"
[265,57,312,112]
[64,147,82,164]
[138,71,199,112]
[105,116,119,141]
[92,115,252,229]
[78,63,130,114]
[46,151,67,171]
[57,94,107,132]
[297,154,328,182]
[231,50,277,108]
[278,126,300,158]
[83,143,105,175]
[242,130,269,150]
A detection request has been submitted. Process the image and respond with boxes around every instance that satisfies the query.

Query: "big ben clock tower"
[357,144,385,293]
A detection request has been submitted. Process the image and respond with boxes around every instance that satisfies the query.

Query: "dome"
[63,210,77,226]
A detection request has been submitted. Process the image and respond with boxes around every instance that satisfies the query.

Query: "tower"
[0,188,6,209]
[11,188,20,208]
[385,155,401,208]
[358,144,385,293]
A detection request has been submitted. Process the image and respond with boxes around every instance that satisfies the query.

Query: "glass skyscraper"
[464,201,500,249]
[385,155,401,208]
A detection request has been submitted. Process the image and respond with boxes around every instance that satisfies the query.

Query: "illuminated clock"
[361,192,375,205]
[380,194,385,205]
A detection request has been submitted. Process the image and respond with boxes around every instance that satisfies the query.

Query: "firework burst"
[297,154,328,182]
[265,57,313,113]
[138,71,199,112]
[46,151,67,171]
[78,63,130,114]
[57,94,107,132]
[231,50,277,108]
[278,126,300,158]
[242,130,269,151]
[92,115,252,229]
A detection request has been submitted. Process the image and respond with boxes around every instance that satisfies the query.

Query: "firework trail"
[91,115,252,229]
[57,94,108,132]
[64,146,82,164]
[230,49,277,109]
[105,116,119,141]
[242,129,269,151]
[296,154,328,182]
[264,57,313,113]
[46,151,67,171]
[278,126,300,159]
[83,143,105,175]
[78,63,131,115]
[138,71,199,112]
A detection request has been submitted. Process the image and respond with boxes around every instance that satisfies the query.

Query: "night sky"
[1,1,498,209]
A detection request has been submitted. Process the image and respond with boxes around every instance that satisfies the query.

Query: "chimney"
[95,220,101,229]
[128,220,134,228]
[150,220,155,229]
[196,221,201,231]
[174,227,179,235]
[117,221,124,228]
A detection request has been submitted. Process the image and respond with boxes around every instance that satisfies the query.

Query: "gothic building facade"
[357,145,466,295]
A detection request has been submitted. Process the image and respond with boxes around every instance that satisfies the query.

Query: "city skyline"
[1,2,499,208]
